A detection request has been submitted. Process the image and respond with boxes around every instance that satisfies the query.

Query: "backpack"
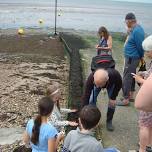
[137,61,146,86]
[91,54,115,72]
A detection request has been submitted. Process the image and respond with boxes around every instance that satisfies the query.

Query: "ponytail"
[31,115,41,145]
[30,96,54,145]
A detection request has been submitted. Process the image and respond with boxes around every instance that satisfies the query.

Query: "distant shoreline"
[0,0,152,6]
[0,27,127,38]
[0,0,152,34]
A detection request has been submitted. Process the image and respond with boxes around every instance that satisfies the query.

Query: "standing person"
[96,26,113,55]
[81,68,122,131]
[117,12,145,106]
[132,35,152,152]
[61,105,120,152]
[46,85,78,131]
[23,97,61,152]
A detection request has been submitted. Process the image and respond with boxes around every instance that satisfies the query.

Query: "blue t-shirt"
[26,119,58,152]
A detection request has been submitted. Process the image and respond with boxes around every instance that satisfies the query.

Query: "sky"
[0,0,152,4]
[112,0,152,3]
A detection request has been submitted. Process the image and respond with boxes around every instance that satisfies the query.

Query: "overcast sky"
[112,0,152,3]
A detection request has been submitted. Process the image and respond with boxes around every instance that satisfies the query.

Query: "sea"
[0,0,152,34]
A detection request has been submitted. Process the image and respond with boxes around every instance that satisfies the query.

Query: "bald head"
[94,69,109,87]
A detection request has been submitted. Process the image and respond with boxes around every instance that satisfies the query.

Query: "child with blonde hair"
[46,84,78,131]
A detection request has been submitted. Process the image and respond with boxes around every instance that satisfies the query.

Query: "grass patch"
[83,35,98,47]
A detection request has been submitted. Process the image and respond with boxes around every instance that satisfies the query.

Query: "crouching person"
[61,105,120,152]
[81,69,122,131]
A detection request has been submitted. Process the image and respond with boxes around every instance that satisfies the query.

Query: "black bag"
[138,62,146,72]
[13,145,32,152]
[137,61,146,86]
[91,54,115,72]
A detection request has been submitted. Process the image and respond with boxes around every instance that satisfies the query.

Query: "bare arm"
[135,73,152,112]
[107,35,112,49]
[48,138,56,152]
[50,112,78,127]
[133,74,145,84]
[23,131,30,144]
[60,108,77,113]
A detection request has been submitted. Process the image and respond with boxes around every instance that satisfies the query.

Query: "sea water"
[0,0,151,33]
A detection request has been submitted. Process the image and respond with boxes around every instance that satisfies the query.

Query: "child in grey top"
[62,105,120,152]
[62,127,103,152]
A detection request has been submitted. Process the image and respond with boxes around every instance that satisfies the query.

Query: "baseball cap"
[125,12,136,20]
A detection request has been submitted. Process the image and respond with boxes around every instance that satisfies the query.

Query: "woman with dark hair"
[23,97,60,152]
[96,26,113,55]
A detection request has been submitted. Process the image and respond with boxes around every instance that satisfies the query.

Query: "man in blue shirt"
[117,12,145,106]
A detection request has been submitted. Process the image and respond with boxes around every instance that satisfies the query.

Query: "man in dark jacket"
[81,68,122,131]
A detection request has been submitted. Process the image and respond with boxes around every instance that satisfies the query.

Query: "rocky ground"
[0,32,69,151]
[0,29,142,152]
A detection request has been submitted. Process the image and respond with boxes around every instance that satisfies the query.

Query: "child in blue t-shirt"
[23,97,63,152]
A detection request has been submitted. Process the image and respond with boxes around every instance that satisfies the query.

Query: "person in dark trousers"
[117,12,145,106]
[81,68,122,131]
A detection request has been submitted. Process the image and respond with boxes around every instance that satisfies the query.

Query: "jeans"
[104,147,120,152]
[89,84,115,107]
[89,86,101,105]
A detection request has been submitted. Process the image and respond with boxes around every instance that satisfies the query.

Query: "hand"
[95,45,99,49]
[96,45,103,50]
[57,132,65,141]
[109,100,116,107]
[70,109,78,112]
[137,71,144,76]
[68,121,78,127]
[137,71,145,78]
[140,58,145,65]
[133,74,145,84]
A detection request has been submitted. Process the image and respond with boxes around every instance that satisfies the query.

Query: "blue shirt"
[124,24,144,59]
[26,119,58,152]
